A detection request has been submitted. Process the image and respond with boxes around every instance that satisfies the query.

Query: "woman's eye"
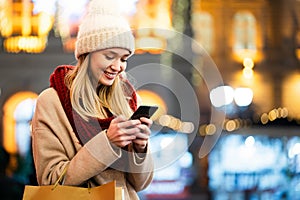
[105,55,114,60]
[105,54,128,62]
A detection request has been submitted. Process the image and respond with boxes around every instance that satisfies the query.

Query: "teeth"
[105,71,115,78]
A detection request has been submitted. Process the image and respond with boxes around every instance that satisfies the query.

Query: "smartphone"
[130,105,158,120]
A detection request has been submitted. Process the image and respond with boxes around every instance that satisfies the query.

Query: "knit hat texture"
[75,0,135,59]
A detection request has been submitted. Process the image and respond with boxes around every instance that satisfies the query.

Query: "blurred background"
[0,0,300,199]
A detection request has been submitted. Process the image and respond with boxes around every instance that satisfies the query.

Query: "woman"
[31,0,154,199]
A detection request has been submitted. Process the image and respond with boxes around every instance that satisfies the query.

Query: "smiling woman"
[30,0,154,199]
[89,48,131,87]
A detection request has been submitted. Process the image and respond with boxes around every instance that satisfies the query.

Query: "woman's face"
[89,48,131,86]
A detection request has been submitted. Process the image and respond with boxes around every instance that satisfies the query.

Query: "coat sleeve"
[31,88,121,186]
[125,145,154,191]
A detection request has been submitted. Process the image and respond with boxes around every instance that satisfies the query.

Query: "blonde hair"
[65,54,134,121]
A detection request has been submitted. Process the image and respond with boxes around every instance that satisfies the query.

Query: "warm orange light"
[242,67,254,79]
[230,70,273,113]
[158,114,195,133]
[22,0,32,36]
[4,36,47,53]
[205,124,216,135]
[282,73,300,118]
[130,0,173,54]
[297,31,300,60]
[0,0,13,37]
[0,1,53,53]
[260,113,269,124]
[225,120,237,132]
[62,37,77,53]
[133,0,173,31]
[135,37,166,54]
[296,49,300,60]
[233,49,260,63]
[3,91,37,154]
[268,109,277,121]
[137,89,167,120]
[243,57,254,69]
[37,12,54,36]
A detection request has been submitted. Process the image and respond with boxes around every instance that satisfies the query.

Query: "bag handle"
[52,165,68,190]
[52,165,92,192]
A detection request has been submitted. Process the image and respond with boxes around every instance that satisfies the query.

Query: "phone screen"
[130,105,158,120]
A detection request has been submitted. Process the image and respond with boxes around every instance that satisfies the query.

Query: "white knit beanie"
[75,0,135,59]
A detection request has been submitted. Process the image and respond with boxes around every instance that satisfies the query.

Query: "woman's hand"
[132,117,153,153]
[106,116,153,152]
[106,116,141,148]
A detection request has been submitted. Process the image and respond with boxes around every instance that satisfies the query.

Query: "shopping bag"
[22,166,123,200]
[22,180,123,200]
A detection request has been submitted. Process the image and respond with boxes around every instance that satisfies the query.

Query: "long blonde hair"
[65,54,134,121]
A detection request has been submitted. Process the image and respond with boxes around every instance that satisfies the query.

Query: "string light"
[0,1,54,53]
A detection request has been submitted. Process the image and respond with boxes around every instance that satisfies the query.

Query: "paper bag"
[22,180,123,200]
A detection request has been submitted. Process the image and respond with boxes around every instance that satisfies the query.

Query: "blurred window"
[191,11,214,54]
[233,11,256,52]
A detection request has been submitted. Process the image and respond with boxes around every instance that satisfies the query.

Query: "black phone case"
[130,105,158,120]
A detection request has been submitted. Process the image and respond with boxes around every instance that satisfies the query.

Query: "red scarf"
[49,65,137,145]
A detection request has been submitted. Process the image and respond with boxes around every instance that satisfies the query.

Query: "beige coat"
[31,88,154,200]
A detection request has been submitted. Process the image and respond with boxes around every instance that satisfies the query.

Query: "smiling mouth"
[104,71,117,79]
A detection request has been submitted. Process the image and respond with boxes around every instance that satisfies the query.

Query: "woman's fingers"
[107,116,144,147]
[112,135,136,147]
[139,117,153,127]
[132,122,151,152]
[107,116,154,148]
[117,119,141,129]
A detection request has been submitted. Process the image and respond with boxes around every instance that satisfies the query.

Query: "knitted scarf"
[49,65,137,145]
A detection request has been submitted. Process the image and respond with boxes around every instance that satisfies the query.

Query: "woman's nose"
[111,59,124,71]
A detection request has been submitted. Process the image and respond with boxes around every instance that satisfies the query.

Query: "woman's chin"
[100,79,114,86]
